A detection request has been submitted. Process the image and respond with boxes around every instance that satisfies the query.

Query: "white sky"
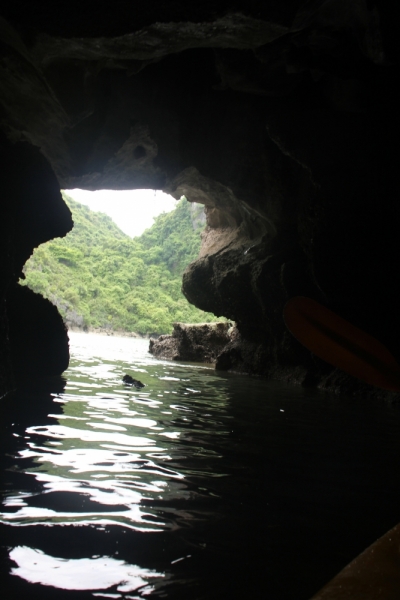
[65,189,178,238]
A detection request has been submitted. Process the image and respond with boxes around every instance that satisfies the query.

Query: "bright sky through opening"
[66,189,178,238]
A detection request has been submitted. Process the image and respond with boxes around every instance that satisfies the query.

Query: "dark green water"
[2,332,400,599]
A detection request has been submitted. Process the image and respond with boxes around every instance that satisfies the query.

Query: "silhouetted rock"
[6,284,69,382]
[122,374,145,388]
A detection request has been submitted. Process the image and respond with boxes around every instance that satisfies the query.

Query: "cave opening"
[20,187,219,339]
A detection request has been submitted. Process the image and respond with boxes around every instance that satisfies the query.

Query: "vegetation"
[21,193,222,335]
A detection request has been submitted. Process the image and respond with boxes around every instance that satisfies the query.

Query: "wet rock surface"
[149,322,233,363]
[1,1,400,396]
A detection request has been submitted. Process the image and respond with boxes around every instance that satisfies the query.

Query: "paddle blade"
[284,296,400,392]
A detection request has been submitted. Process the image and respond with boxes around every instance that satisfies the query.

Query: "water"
[2,332,400,599]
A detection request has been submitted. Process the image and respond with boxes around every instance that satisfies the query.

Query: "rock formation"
[1,2,399,396]
[149,321,233,363]
[6,284,69,381]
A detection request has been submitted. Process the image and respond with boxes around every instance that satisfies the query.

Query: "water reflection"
[10,546,163,594]
[1,333,234,597]
[1,335,229,534]
[3,332,400,599]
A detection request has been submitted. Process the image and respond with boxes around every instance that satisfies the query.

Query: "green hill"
[21,192,222,335]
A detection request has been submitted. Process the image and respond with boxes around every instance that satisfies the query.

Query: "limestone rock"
[149,322,232,363]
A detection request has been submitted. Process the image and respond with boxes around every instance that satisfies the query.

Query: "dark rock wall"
[6,285,69,381]
[1,1,399,396]
[0,134,72,395]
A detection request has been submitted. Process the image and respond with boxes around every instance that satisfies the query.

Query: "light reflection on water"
[3,339,229,533]
[2,332,400,599]
[1,333,232,597]
[10,546,163,594]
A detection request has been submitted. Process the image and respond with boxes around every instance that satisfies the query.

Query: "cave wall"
[0,134,72,395]
[1,1,399,396]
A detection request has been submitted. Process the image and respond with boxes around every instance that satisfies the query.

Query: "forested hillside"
[21,193,221,335]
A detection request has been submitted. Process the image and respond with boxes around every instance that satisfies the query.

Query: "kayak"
[310,522,400,599]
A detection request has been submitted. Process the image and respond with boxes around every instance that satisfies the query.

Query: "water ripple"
[3,332,400,598]
[1,334,229,541]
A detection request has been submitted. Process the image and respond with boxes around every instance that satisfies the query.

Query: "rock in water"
[122,374,145,388]
[149,322,233,363]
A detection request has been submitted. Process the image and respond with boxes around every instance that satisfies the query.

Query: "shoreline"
[67,326,152,339]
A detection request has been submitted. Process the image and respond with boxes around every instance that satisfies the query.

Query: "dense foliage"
[21,193,221,335]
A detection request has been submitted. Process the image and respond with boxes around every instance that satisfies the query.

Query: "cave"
[1,1,399,398]
[2,3,400,598]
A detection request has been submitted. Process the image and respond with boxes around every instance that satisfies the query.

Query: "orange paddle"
[283,296,400,392]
